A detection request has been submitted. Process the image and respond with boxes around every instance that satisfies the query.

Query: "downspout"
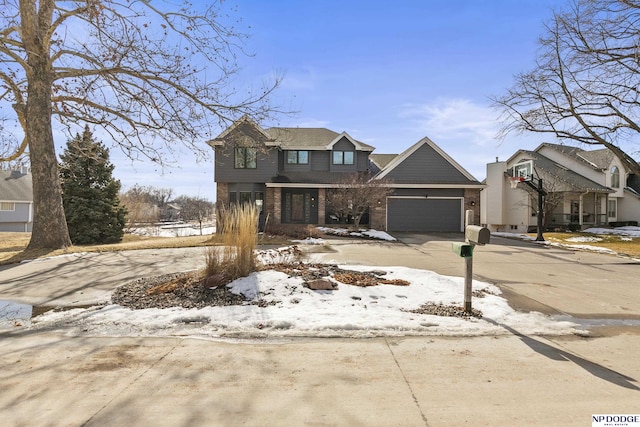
[27,201,34,232]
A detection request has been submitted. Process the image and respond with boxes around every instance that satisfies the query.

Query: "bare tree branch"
[494,0,640,176]
[0,0,285,249]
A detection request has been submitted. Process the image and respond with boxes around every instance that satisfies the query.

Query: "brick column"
[317,188,326,224]
[269,187,281,225]
[370,199,387,230]
[216,182,229,206]
[464,189,481,225]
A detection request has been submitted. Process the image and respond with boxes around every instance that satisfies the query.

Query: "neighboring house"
[0,168,33,232]
[481,143,640,233]
[160,203,181,222]
[209,116,484,232]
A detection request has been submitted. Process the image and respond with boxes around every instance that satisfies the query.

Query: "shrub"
[264,223,323,239]
[204,203,259,281]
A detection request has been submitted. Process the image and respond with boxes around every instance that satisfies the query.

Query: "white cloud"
[398,98,500,147]
[280,67,321,91]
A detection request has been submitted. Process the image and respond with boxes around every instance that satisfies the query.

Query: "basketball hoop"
[509,176,524,189]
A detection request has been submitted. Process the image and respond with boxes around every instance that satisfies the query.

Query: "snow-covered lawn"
[19,261,583,338]
[129,223,215,237]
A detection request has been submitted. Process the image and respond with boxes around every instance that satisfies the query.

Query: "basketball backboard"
[513,160,533,181]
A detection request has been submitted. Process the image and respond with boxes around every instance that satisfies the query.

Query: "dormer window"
[286,150,309,164]
[235,147,257,169]
[333,151,354,165]
[611,166,620,188]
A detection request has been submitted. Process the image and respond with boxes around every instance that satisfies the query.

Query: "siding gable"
[376,137,479,184]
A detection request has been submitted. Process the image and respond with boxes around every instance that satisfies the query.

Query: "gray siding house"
[209,116,484,232]
[0,168,33,232]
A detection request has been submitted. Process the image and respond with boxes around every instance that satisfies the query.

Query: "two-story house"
[0,168,33,232]
[209,116,484,232]
[481,143,640,233]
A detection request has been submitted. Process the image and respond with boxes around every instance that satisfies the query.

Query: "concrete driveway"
[305,233,640,324]
[1,235,639,426]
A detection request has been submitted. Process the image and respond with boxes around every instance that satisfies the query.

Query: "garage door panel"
[387,198,462,232]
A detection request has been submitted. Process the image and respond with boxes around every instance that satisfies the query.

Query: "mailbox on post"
[452,214,492,314]
[451,242,473,258]
[465,225,490,246]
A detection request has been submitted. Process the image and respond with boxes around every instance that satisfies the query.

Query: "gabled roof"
[265,128,374,152]
[208,117,375,152]
[208,115,275,147]
[369,154,398,174]
[374,136,479,183]
[537,143,613,170]
[0,170,33,202]
[513,150,612,193]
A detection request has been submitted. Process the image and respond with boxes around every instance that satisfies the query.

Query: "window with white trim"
[608,199,617,218]
[0,202,15,211]
[611,166,620,188]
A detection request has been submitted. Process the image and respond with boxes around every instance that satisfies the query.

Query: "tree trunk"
[22,0,72,250]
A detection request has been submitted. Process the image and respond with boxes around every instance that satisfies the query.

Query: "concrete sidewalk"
[1,332,638,427]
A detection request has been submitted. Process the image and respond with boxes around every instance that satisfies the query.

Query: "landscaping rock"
[305,279,337,290]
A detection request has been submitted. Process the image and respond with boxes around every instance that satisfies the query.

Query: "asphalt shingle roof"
[0,170,33,201]
[264,127,374,151]
[541,143,614,170]
[519,150,611,192]
[369,154,398,174]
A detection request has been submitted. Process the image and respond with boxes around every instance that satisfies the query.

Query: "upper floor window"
[333,150,354,165]
[235,147,257,169]
[0,202,15,211]
[286,150,309,165]
[611,166,620,188]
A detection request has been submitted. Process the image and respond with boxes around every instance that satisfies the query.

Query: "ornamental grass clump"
[205,203,259,282]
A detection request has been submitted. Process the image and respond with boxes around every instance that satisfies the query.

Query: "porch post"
[579,194,584,227]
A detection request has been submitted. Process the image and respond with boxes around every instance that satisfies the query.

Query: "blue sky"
[109,0,564,200]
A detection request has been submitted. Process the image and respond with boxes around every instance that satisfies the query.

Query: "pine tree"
[59,126,127,245]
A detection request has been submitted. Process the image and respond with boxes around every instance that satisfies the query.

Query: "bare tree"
[494,0,640,176]
[326,173,393,230]
[0,0,281,250]
[174,195,214,234]
[120,186,159,229]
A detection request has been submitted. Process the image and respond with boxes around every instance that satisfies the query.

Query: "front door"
[282,189,319,224]
[291,194,305,222]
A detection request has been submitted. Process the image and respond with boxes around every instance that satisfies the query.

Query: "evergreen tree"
[59,126,127,244]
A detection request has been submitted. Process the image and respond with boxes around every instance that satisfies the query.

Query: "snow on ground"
[583,226,640,237]
[130,223,215,237]
[493,226,639,257]
[316,227,396,241]
[21,262,584,338]
[10,227,637,337]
